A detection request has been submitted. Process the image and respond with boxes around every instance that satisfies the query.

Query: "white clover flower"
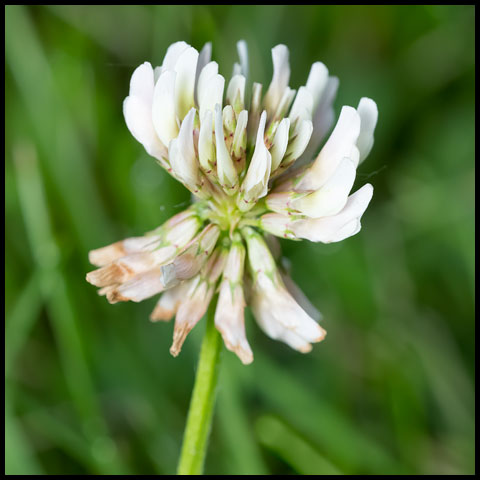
[86,40,377,364]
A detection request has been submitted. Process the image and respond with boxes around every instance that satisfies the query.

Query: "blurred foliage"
[5,5,475,475]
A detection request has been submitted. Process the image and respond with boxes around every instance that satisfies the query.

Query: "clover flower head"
[86,40,377,364]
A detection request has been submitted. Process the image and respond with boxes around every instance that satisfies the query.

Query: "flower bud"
[232,110,248,172]
[226,74,246,113]
[238,111,271,211]
[198,109,216,179]
[269,117,290,171]
[215,104,238,194]
[168,108,199,192]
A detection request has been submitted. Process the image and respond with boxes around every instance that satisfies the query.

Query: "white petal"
[243,227,277,274]
[236,40,249,79]
[298,76,339,165]
[123,96,166,160]
[152,70,179,147]
[197,61,219,107]
[123,62,167,159]
[357,97,378,163]
[168,108,198,189]
[305,62,329,111]
[280,271,322,322]
[293,183,373,243]
[299,105,360,191]
[161,41,190,72]
[289,86,314,125]
[194,42,212,104]
[129,62,154,101]
[273,87,296,120]
[292,157,356,218]
[173,46,199,120]
[199,73,225,123]
[270,118,290,171]
[251,273,326,350]
[263,44,290,117]
[247,82,263,143]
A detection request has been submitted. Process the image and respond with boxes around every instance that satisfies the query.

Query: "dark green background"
[5,5,475,475]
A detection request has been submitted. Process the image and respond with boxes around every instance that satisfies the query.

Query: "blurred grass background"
[5,5,475,475]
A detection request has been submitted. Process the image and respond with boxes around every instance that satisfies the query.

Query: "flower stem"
[176,297,222,475]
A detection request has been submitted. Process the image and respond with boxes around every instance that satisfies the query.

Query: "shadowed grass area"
[5,5,475,475]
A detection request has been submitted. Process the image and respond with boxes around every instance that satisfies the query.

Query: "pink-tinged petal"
[88,235,161,267]
[170,277,213,357]
[215,282,253,364]
[150,281,190,322]
[169,248,225,356]
[260,212,296,239]
[161,224,220,287]
[86,246,177,287]
[107,266,166,303]
[214,241,253,364]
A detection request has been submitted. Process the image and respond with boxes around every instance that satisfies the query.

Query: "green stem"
[177,298,222,475]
